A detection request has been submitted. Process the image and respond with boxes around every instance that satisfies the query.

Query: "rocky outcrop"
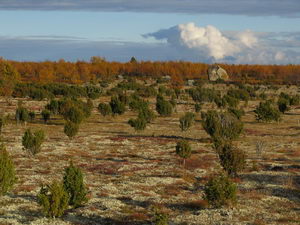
[207,65,229,81]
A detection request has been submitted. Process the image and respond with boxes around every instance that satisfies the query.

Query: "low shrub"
[97,103,112,117]
[63,161,88,208]
[0,145,17,195]
[204,173,237,208]
[22,129,45,155]
[254,100,281,122]
[37,180,69,218]
[176,140,192,166]
[179,112,195,131]
[64,121,79,139]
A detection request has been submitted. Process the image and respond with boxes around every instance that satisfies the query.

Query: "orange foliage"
[5,58,300,85]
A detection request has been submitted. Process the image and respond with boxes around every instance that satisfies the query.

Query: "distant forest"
[2,57,300,85]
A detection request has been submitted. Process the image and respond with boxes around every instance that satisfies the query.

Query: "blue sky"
[0,0,299,64]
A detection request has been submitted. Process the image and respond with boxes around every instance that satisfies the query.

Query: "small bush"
[216,143,246,176]
[97,103,112,117]
[277,97,290,114]
[179,112,195,131]
[110,96,126,115]
[64,121,79,139]
[15,107,29,124]
[63,161,88,208]
[63,107,84,124]
[128,117,147,131]
[41,109,51,124]
[204,173,237,208]
[138,107,155,123]
[37,180,69,218]
[46,99,59,114]
[223,95,239,108]
[228,107,245,120]
[176,140,192,166]
[22,129,45,155]
[153,210,169,225]
[254,100,281,122]
[194,103,201,113]
[156,95,173,116]
[0,145,17,195]
[29,111,35,122]
[201,111,243,144]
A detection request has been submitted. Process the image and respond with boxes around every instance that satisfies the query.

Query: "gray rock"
[207,65,229,81]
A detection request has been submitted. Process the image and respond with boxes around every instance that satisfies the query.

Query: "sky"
[0,0,299,64]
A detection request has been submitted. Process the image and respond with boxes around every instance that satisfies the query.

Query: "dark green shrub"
[63,161,88,208]
[179,112,195,131]
[223,95,239,108]
[290,95,300,106]
[129,95,149,111]
[41,109,51,124]
[64,107,84,124]
[277,97,290,114]
[189,87,220,103]
[204,173,237,208]
[138,108,155,123]
[158,86,167,95]
[0,116,4,133]
[153,210,169,225]
[201,111,243,144]
[64,121,79,139]
[46,99,59,114]
[194,103,201,113]
[156,95,172,116]
[29,111,36,122]
[254,100,281,122]
[85,85,102,99]
[128,117,147,131]
[97,103,112,117]
[15,107,29,124]
[110,96,126,115]
[228,107,245,120]
[0,145,17,195]
[37,180,69,218]
[22,129,45,155]
[216,143,246,176]
[214,96,227,108]
[227,88,250,102]
[175,140,192,166]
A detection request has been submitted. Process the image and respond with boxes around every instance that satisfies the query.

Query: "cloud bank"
[0,0,299,17]
[0,23,299,64]
[144,23,300,64]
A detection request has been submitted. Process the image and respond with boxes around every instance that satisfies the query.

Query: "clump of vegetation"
[0,144,17,196]
[254,100,281,122]
[15,107,29,124]
[204,173,237,208]
[179,112,195,131]
[22,129,45,155]
[37,180,69,218]
[216,143,246,176]
[153,210,169,225]
[277,97,290,114]
[41,109,51,124]
[97,103,112,117]
[128,117,147,131]
[63,161,88,208]
[29,111,36,122]
[201,110,243,144]
[64,121,79,139]
[110,95,126,115]
[228,107,245,120]
[138,107,155,123]
[175,140,192,166]
[63,106,84,124]
[156,95,173,116]
[194,103,202,113]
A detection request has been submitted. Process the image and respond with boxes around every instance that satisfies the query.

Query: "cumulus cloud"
[144,22,300,64]
[145,23,258,60]
[0,0,300,17]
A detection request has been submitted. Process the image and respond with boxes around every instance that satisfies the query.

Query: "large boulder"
[207,65,229,81]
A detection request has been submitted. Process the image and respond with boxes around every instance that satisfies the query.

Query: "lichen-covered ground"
[1,84,300,225]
